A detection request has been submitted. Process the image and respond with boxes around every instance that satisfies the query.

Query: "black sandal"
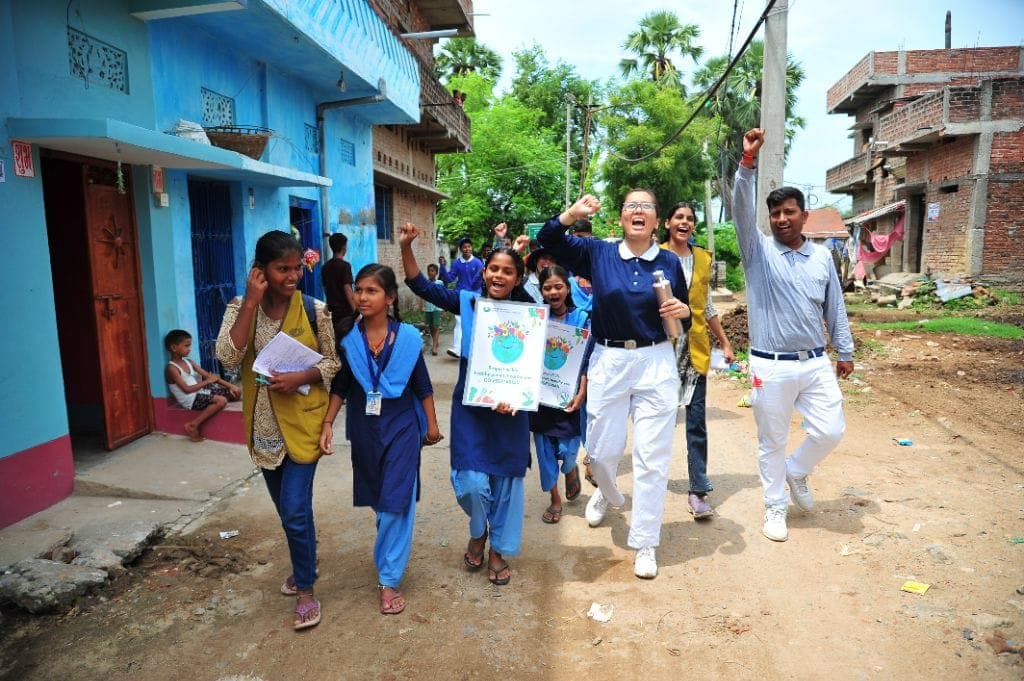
[464,529,487,571]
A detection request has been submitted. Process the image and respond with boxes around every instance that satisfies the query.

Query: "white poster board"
[539,320,591,408]
[463,299,548,411]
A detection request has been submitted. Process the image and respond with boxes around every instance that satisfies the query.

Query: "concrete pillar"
[756,0,788,234]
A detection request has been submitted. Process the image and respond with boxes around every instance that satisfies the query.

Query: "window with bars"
[374,184,393,242]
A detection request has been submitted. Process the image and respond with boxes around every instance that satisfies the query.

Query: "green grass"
[859,317,1024,339]
[854,337,888,358]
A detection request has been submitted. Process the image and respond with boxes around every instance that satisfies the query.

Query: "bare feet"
[184,422,204,442]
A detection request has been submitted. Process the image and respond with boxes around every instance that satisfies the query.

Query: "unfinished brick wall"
[927,136,976,183]
[991,78,1024,122]
[922,183,975,275]
[375,189,440,311]
[982,179,1024,281]
[990,130,1024,174]
[947,86,983,123]
[905,47,1021,74]
[374,127,437,188]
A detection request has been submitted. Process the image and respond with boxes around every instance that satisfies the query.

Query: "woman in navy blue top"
[538,189,691,580]
[399,221,533,587]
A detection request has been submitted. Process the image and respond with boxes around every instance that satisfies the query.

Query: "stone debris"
[973,613,1015,630]
[0,559,107,613]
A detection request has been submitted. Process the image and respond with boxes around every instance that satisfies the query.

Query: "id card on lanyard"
[362,326,391,417]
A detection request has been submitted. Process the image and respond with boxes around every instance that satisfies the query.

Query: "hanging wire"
[605,0,777,164]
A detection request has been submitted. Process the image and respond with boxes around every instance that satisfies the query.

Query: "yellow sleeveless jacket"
[240,292,328,464]
[661,244,712,375]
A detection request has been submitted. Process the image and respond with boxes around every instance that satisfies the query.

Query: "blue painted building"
[0,0,424,527]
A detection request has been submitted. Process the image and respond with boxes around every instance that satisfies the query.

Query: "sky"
[462,0,1024,212]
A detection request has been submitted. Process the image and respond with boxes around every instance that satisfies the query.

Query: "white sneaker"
[786,470,815,511]
[762,504,788,542]
[585,489,609,527]
[634,547,658,579]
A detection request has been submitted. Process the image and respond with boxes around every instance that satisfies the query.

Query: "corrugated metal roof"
[844,199,906,226]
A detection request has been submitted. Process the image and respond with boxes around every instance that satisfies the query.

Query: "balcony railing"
[825,152,872,194]
[409,62,470,153]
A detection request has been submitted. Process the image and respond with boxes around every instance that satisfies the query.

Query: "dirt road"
[2,311,1022,680]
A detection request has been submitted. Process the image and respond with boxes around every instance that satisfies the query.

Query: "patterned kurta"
[216,297,340,469]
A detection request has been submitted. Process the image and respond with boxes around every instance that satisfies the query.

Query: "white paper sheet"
[252,331,323,395]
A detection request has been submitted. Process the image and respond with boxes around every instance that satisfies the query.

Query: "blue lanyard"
[360,321,393,392]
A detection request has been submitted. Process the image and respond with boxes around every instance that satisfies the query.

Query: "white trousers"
[749,354,846,506]
[586,342,680,549]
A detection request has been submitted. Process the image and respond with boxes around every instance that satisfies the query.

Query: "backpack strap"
[301,294,317,333]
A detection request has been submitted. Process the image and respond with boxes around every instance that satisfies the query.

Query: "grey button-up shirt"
[733,165,854,361]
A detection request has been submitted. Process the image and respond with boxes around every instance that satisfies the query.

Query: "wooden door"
[83,164,152,449]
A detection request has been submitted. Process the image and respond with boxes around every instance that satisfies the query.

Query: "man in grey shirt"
[733,128,854,542]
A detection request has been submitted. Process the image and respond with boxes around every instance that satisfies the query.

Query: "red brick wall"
[947,86,982,123]
[982,179,1024,280]
[991,78,1024,121]
[991,130,1024,175]
[874,51,898,74]
[922,184,974,275]
[905,47,1021,74]
[927,136,976,183]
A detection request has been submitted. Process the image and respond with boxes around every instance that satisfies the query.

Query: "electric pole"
[756,0,788,234]
[565,95,574,207]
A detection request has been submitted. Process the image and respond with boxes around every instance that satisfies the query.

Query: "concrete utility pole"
[756,0,788,234]
[565,96,574,207]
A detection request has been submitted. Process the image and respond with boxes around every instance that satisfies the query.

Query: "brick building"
[826,47,1024,284]
[367,0,472,309]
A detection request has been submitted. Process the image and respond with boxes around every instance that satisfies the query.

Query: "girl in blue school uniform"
[399,221,532,587]
[318,264,444,615]
[531,266,590,524]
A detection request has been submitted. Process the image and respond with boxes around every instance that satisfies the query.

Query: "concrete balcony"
[408,63,471,153]
[418,0,474,33]
[827,51,898,114]
[825,152,873,194]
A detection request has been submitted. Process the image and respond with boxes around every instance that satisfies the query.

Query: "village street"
[1,308,1023,680]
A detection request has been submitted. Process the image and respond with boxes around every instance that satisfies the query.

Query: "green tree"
[693,40,806,219]
[510,45,602,196]
[618,11,703,90]
[435,73,565,244]
[434,38,502,82]
[597,79,717,233]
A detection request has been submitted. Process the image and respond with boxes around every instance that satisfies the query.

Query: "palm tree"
[618,11,703,89]
[693,40,806,218]
[434,38,502,83]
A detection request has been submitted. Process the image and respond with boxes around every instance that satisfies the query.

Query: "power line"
[606,0,777,164]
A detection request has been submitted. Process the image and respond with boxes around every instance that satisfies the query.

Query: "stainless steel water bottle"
[652,270,682,340]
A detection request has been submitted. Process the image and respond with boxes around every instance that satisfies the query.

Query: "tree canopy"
[618,11,703,91]
[435,73,565,245]
[597,80,717,231]
[434,38,502,82]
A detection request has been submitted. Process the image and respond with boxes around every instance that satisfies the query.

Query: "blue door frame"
[290,197,323,300]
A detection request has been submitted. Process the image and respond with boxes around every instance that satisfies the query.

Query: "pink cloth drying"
[855,216,905,279]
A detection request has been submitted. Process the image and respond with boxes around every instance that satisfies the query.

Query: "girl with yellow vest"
[216,230,339,631]
[662,202,735,519]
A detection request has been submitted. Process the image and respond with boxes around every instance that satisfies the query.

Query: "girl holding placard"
[531,266,590,524]
[399,222,532,587]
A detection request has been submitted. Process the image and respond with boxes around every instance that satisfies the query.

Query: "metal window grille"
[304,124,319,154]
[67,27,128,93]
[201,87,235,127]
[338,137,355,166]
[375,184,393,241]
